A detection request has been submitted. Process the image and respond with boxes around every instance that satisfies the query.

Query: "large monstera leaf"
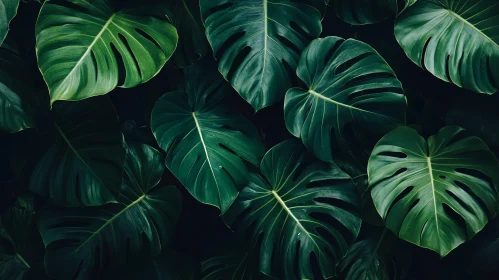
[369,126,499,256]
[284,36,406,162]
[35,0,178,106]
[200,0,322,110]
[0,42,35,133]
[224,140,361,279]
[334,0,416,25]
[395,0,499,94]
[30,97,126,207]
[38,142,181,280]
[0,0,19,45]
[151,63,264,213]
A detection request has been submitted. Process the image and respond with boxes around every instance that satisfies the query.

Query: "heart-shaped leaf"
[395,0,499,94]
[284,36,406,162]
[224,140,361,279]
[35,0,178,105]
[369,126,499,256]
[38,142,181,279]
[0,41,35,133]
[30,97,126,207]
[200,0,322,110]
[151,62,264,213]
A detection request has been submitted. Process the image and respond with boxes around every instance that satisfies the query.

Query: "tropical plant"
[1,0,499,279]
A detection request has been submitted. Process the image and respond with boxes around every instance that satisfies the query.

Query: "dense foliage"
[1,0,499,279]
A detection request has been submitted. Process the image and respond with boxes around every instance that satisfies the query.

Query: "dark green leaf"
[369,126,499,256]
[0,0,19,45]
[38,142,181,279]
[224,140,361,279]
[166,0,209,67]
[200,0,322,110]
[333,0,416,25]
[0,41,35,133]
[35,0,178,106]
[30,97,126,207]
[284,36,406,162]
[395,0,499,94]
[151,62,265,213]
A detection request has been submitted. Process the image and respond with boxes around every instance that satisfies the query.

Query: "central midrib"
[271,190,308,234]
[57,13,117,90]
[75,194,146,252]
[427,156,441,244]
[192,112,222,205]
[447,9,499,49]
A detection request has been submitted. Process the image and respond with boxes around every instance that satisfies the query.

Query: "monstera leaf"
[39,142,181,280]
[0,197,36,280]
[224,140,361,279]
[395,0,499,94]
[200,0,322,110]
[0,41,35,133]
[201,249,267,280]
[333,0,416,25]
[151,62,264,213]
[369,126,499,256]
[166,0,209,67]
[284,36,406,162]
[35,0,178,105]
[30,97,126,207]
[0,0,19,45]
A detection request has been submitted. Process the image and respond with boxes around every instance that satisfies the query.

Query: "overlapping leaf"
[369,126,499,256]
[395,0,499,93]
[0,41,35,133]
[30,97,126,207]
[200,0,322,110]
[284,36,406,162]
[224,140,361,279]
[151,62,264,213]
[35,0,178,105]
[0,0,19,45]
[38,142,181,279]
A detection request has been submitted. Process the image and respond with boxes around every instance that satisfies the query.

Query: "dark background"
[1,1,498,279]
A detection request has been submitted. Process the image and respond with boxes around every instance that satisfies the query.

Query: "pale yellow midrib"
[59,13,117,88]
[427,156,441,243]
[271,191,308,234]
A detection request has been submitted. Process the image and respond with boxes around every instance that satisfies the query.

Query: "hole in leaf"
[324,39,344,65]
[386,185,413,217]
[227,46,251,82]
[309,251,323,280]
[293,241,301,278]
[309,212,355,244]
[421,37,431,71]
[347,87,405,102]
[341,72,396,90]
[215,31,245,60]
[487,56,498,90]
[290,21,314,41]
[439,175,446,179]
[203,2,233,19]
[442,203,467,237]
[281,59,294,81]
[135,28,162,50]
[277,35,301,56]
[46,238,80,251]
[455,168,494,189]
[378,151,407,158]
[445,54,452,82]
[446,190,475,215]
[334,53,374,75]
[314,197,360,217]
[118,33,141,80]
[454,180,491,218]
[110,42,126,86]
[90,51,98,82]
